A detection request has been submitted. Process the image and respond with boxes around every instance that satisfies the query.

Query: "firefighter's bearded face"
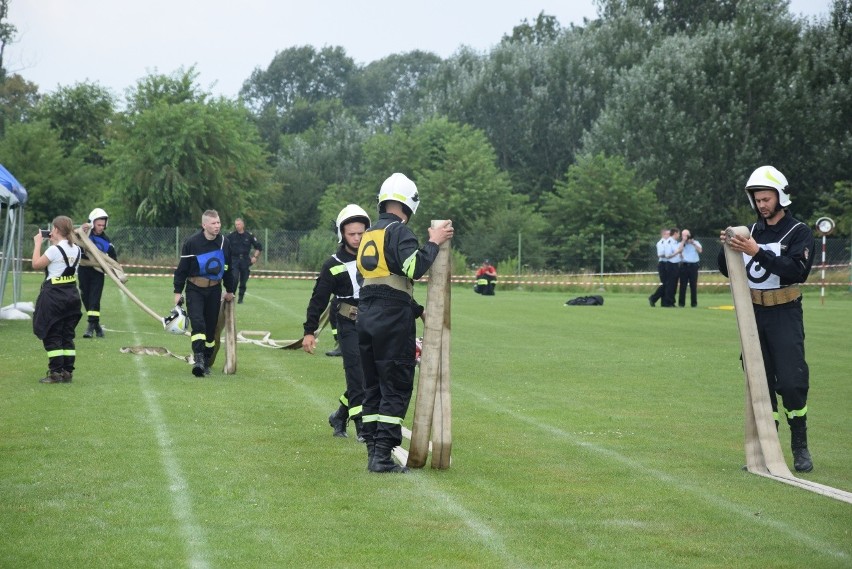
[342,222,366,253]
[752,189,780,220]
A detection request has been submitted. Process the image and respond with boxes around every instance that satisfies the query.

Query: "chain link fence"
[14,225,852,283]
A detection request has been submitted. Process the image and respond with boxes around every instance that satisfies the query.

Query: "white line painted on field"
[411,479,530,569]
[457,384,850,562]
[278,372,525,569]
[121,296,211,569]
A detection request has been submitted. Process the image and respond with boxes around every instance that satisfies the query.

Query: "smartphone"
[40,228,51,238]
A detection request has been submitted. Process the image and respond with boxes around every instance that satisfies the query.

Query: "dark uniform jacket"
[717,214,814,287]
[227,230,263,259]
[81,232,117,263]
[303,245,358,336]
[357,212,440,316]
[173,230,237,294]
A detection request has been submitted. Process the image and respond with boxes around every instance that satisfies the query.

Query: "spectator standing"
[31,216,82,383]
[662,228,681,307]
[677,229,702,307]
[79,208,117,338]
[648,228,670,306]
[227,218,263,304]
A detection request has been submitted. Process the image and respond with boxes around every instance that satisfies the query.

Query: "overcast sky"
[5,0,832,100]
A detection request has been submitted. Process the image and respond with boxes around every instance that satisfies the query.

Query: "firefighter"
[474,259,497,295]
[356,173,454,473]
[31,216,82,383]
[79,208,117,338]
[717,165,815,472]
[302,204,372,441]
[173,210,237,377]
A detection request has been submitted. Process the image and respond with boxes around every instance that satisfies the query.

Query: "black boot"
[95,322,105,338]
[83,322,96,338]
[39,371,64,384]
[203,348,213,376]
[369,443,409,473]
[353,418,365,443]
[192,352,206,377]
[366,441,375,470]
[325,344,342,357]
[328,405,348,437]
[789,417,813,473]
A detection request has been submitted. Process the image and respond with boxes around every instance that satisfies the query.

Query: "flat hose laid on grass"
[724,226,852,504]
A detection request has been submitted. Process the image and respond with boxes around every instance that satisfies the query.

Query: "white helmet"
[378,173,420,218]
[744,166,791,213]
[336,204,371,243]
[88,207,109,227]
[163,300,188,335]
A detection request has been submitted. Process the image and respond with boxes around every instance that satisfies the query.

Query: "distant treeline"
[1,0,849,271]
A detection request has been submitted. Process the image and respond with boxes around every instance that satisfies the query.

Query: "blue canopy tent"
[0,164,29,318]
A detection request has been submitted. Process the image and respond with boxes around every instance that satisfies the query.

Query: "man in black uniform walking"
[356,173,454,473]
[79,208,117,338]
[227,217,263,304]
[718,165,815,472]
[173,210,237,377]
[302,204,372,441]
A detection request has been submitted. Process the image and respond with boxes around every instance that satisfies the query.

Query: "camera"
[40,228,51,238]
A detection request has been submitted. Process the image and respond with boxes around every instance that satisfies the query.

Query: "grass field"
[1,274,850,568]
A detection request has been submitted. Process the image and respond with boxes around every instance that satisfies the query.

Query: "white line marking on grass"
[121,296,211,569]
[278,373,525,569]
[458,384,849,561]
[250,293,300,315]
[411,480,531,569]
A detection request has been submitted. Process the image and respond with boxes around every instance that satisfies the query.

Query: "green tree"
[274,105,369,230]
[240,46,357,152]
[0,0,16,81]
[581,0,849,232]
[320,117,539,263]
[108,72,274,226]
[594,0,738,32]
[125,66,203,112]
[432,11,656,202]
[462,206,548,269]
[0,120,93,223]
[0,73,39,136]
[349,50,442,131]
[34,81,116,165]
[502,11,563,45]
[541,153,663,271]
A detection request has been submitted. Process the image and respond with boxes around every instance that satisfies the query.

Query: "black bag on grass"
[564,295,604,306]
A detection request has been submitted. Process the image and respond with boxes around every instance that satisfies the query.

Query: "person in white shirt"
[648,228,670,307]
[31,216,83,384]
[662,228,681,307]
[677,229,703,307]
